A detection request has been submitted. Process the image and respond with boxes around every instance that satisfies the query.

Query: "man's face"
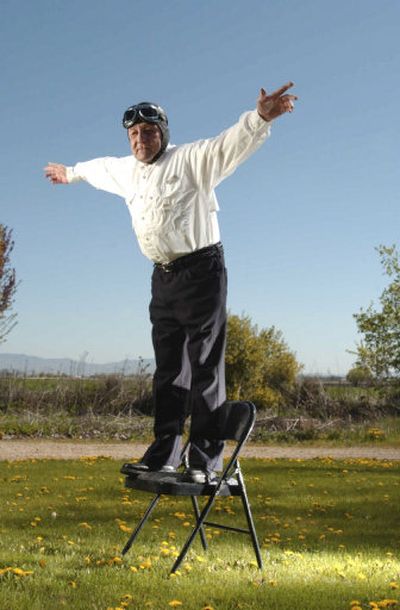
[128,122,162,163]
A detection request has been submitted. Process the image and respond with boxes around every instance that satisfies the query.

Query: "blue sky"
[1,0,399,374]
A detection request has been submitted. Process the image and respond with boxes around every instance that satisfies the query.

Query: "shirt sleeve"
[65,156,130,198]
[186,110,273,192]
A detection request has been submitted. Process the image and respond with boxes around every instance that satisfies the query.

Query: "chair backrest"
[216,401,256,443]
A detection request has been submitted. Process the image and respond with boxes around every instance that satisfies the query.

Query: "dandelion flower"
[168,601,183,607]
[78,522,92,530]
[12,568,33,577]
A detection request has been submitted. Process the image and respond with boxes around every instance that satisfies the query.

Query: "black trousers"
[142,243,227,472]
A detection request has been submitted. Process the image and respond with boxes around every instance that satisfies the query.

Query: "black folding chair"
[120,400,263,574]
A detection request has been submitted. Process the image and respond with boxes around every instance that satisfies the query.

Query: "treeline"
[1,313,399,422]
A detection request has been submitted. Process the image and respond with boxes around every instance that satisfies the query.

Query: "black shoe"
[181,468,218,484]
[120,462,176,476]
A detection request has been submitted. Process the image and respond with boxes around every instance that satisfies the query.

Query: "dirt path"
[1,439,400,461]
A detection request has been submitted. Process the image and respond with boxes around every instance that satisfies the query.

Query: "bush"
[225,313,301,410]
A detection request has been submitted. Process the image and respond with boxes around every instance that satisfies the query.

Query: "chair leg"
[190,496,208,551]
[237,468,263,569]
[171,492,217,574]
[121,494,161,556]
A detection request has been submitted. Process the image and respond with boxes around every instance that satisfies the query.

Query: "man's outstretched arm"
[44,162,68,184]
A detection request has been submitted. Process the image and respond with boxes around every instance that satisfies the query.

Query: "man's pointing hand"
[257,81,298,122]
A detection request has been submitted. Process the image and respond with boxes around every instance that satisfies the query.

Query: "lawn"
[1,456,399,610]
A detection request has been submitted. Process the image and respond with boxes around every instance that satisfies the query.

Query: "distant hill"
[0,353,155,376]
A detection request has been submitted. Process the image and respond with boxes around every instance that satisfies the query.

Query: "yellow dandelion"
[202,606,215,610]
[12,568,34,577]
[0,568,12,575]
[78,522,92,530]
[129,566,138,573]
[168,601,183,607]
[121,594,133,602]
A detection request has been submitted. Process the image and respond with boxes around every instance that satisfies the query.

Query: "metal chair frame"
[120,401,263,574]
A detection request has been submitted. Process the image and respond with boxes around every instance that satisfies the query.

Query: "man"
[44,82,297,482]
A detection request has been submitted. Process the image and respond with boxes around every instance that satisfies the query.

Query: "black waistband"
[154,242,223,273]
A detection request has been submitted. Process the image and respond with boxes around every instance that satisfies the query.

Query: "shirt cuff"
[66,166,82,183]
[247,109,273,132]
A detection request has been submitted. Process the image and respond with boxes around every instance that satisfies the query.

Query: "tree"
[225,313,301,410]
[346,364,374,387]
[353,245,400,381]
[0,225,17,343]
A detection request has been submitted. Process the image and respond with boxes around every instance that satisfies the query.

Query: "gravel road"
[1,439,400,461]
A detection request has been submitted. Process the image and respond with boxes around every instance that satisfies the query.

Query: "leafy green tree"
[346,364,374,387]
[225,313,301,409]
[0,225,17,344]
[353,245,400,381]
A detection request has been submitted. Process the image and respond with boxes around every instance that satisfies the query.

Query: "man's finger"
[270,81,294,98]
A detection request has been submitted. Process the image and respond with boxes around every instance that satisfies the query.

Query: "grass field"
[1,456,400,610]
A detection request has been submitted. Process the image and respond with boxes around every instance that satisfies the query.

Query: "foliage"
[346,365,374,387]
[0,225,17,343]
[353,245,400,381]
[0,372,153,417]
[0,457,399,610]
[225,313,301,410]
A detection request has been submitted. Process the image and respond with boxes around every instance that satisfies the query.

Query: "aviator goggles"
[122,103,167,129]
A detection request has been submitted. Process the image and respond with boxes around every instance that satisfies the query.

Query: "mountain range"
[0,353,155,376]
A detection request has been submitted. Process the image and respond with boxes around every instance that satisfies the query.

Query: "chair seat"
[124,471,240,496]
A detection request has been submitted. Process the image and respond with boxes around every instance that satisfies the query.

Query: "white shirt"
[66,110,271,264]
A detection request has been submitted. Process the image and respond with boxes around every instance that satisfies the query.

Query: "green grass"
[253,416,400,446]
[1,457,400,610]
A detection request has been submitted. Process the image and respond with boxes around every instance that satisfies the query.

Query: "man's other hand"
[44,162,68,184]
